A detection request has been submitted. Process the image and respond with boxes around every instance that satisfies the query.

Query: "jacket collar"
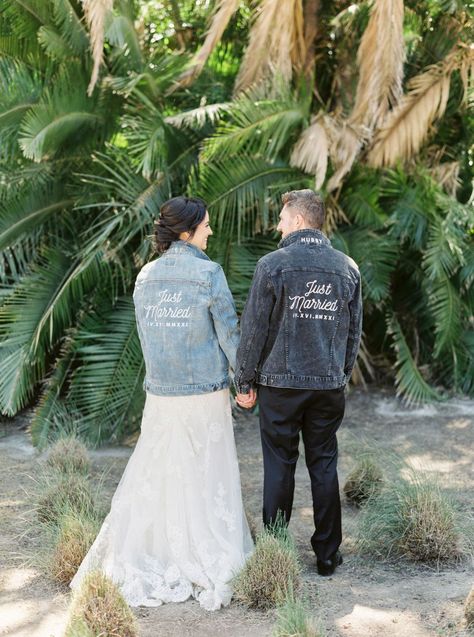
[278,228,331,249]
[165,240,211,261]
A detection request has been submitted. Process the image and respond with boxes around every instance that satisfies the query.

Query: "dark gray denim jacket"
[234,229,362,393]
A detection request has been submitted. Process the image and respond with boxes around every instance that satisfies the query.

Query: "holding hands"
[235,388,257,409]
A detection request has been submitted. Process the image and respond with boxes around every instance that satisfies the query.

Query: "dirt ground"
[1,388,473,637]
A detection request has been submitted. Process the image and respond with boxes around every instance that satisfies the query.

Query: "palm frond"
[0,185,72,251]
[367,46,474,167]
[203,87,307,162]
[332,227,398,303]
[427,276,463,358]
[82,0,114,95]
[52,0,89,55]
[340,177,387,229]
[0,249,73,415]
[67,297,145,443]
[0,0,51,38]
[387,315,441,405]
[214,235,278,311]
[120,99,168,179]
[165,103,231,129]
[428,161,461,197]
[0,58,42,160]
[106,11,143,72]
[350,0,405,129]
[19,70,104,161]
[235,0,305,92]
[38,25,77,59]
[290,113,338,189]
[176,0,240,88]
[30,332,77,448]
[382,169,437,249]
[422,220,461,281]
[192,155,310,240]
[105,54,187,98]
[326,122,368,192]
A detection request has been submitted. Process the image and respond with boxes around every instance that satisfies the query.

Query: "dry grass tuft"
[357,476,464,564]
[37,473,96,525]
[344,457,384,506]
[50,512,99,585]
[46,435,90,475]
[65,570,137,637]
[464,585,474,628]
[233,524,300,609]
[273,586,323,637]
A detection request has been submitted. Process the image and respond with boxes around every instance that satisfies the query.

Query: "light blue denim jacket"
[133,241,239,395]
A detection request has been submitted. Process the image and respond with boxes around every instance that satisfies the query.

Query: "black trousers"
[258,385,345,561]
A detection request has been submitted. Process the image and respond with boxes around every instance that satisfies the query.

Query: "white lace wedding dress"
[70,389,254,611]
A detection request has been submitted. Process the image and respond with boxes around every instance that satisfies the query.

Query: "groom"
[234,189,362,576]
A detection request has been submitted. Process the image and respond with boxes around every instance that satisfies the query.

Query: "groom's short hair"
[281,189,325,229]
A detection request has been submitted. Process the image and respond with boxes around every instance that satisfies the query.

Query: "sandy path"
[1,389,473,636]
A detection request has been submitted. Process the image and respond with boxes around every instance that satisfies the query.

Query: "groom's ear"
[294,213,304,228]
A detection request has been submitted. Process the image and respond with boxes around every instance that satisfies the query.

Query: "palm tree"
[0,0,472,447]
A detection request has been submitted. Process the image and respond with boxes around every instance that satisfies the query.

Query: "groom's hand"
[235,388,257,409]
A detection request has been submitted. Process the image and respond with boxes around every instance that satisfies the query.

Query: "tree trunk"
[303,0,320,81]
[167,0,186,50]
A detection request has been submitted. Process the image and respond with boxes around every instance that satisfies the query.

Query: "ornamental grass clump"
[46,435,90,475]
[465,585,474,628]
[50,512,100,585]
[273,587,323,637]
[356,475,463,564]
[65,570,137,637]
[233,522,301,609]
[344,456,384,506]
[37,473,96,525]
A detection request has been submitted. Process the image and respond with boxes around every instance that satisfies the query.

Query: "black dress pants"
[258,384,345,561]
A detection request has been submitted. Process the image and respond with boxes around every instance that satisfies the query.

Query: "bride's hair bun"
[154,197,207,254]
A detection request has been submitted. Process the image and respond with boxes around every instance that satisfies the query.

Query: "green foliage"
[67,298,145,444]
[0,0,473,444]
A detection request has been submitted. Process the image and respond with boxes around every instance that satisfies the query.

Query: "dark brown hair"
[154,196,207,253]
[281,189,325,229]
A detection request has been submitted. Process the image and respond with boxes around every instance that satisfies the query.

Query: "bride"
[70,196,255,611]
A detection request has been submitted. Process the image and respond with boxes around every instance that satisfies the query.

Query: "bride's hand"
[235,388,257,409]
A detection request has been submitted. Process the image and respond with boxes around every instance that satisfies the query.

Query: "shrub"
[356,476,462,563]
[274,587,323,637]
[465,585,474,628]
[233,523,300,609]
[50,512,100,585]
[343,457,383,506]
[46,435,90,475]
[37,473,96,525]
[65,571,137,637]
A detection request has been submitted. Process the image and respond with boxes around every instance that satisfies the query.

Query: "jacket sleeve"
[234,260,275,393]
[209,265,240,372]
[344,271,363,379]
